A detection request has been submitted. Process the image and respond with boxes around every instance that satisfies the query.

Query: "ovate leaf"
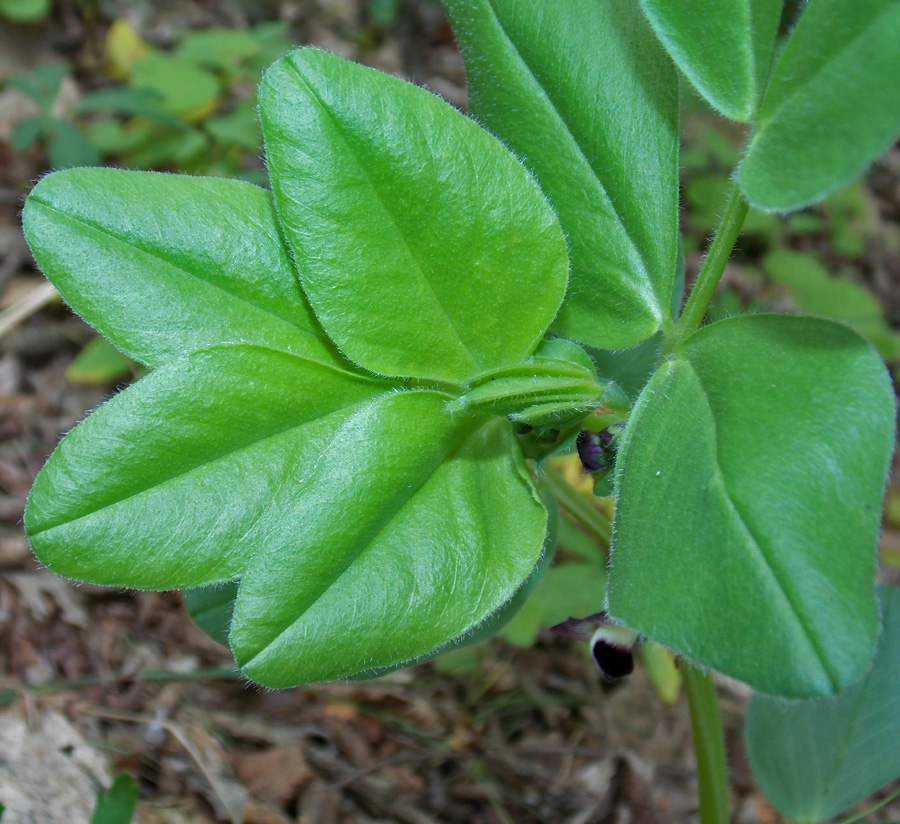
[609,314,895,696]
[23,169,336,367]
[131,53,219,121]
[740,0,900,211]
[26,345,387,589]
[444,0,679,349]
[231,391,547,685]
[639,0,782,121]
[261,48,569,384]
[747,586,900,823]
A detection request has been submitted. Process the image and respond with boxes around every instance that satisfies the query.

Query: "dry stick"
[0,280,58,339]
[77,706,243,824]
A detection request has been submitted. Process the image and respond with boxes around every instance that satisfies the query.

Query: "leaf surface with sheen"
[231,392,547,685]
[23,169,336,367]
[639,0,781,121]
[609,314,895,696]
[26,345,387,589]
[740,0,900,210]
[444,0,679,349]
[262,48,568,384]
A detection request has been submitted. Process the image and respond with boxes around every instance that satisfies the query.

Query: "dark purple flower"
[550,612,637,683]
[577,428,616,474]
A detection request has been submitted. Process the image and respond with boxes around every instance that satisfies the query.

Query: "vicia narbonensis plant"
[21,1,900,821]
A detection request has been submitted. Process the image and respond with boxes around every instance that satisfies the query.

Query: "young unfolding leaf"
[261,48,568,384]
[639,0,782,121]
[444,0,679,350]
[746,586,900,823]
[608,314,895,696]
[740,0,900,211]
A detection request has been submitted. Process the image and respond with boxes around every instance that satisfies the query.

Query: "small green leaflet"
[91,774,138,824]
[639,0,782,122]
[740,0,900,211]
[609,314,895,696]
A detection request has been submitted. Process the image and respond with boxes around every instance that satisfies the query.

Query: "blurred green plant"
[85,20,291,181]
[6,62,182,168]
[91,773,138,824]
[0,0,49,23]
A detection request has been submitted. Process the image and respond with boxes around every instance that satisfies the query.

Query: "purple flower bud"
[550,612,637,683]
[577,428,616,474]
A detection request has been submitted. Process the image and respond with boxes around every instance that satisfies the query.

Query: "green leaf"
[23,169,336,367]
[746,586,900,823]
[205,101,260,152]
[609,314,895,696]
[230,391,547,685]
[261,48,569,384]
[355,493,558,679]
[183,582,238,647]
[7,64,67,112]
[11,115,55,153]
[639,0,782,121]
[91,773,138,824]
[131,53,219,120]
[444,0,679,349]
[0,0,50,22]
[26,345,388,589]
[125,128,207,169]
[585,334,662,404]
[175,28,260,74]
[501,561,606,647]
[46,121,101,168]
[763,249,900,361]
[74,87,185,130]
[66,336,133,385]
[740,0,900,211]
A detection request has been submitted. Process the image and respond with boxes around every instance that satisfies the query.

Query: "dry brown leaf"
[234,744,313,805]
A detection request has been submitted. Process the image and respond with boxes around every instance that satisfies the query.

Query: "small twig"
[79,706,243,824]
[0,280,58,339]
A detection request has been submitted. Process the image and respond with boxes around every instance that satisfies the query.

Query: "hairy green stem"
[682,663,730,824]
[663,181,749,355]
[539,464,612,546]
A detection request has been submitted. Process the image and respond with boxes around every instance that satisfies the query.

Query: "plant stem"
[682,662,730,824]
[539,464,612,546]
[663,181,749,355]
[832,783,900,824]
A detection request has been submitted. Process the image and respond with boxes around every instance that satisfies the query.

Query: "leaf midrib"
[283,57,483,374]
[684,357,840,692]
[30,369,389,538]
[482,0,659,312]
[239,413,488,672]
[29,197,323,358]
